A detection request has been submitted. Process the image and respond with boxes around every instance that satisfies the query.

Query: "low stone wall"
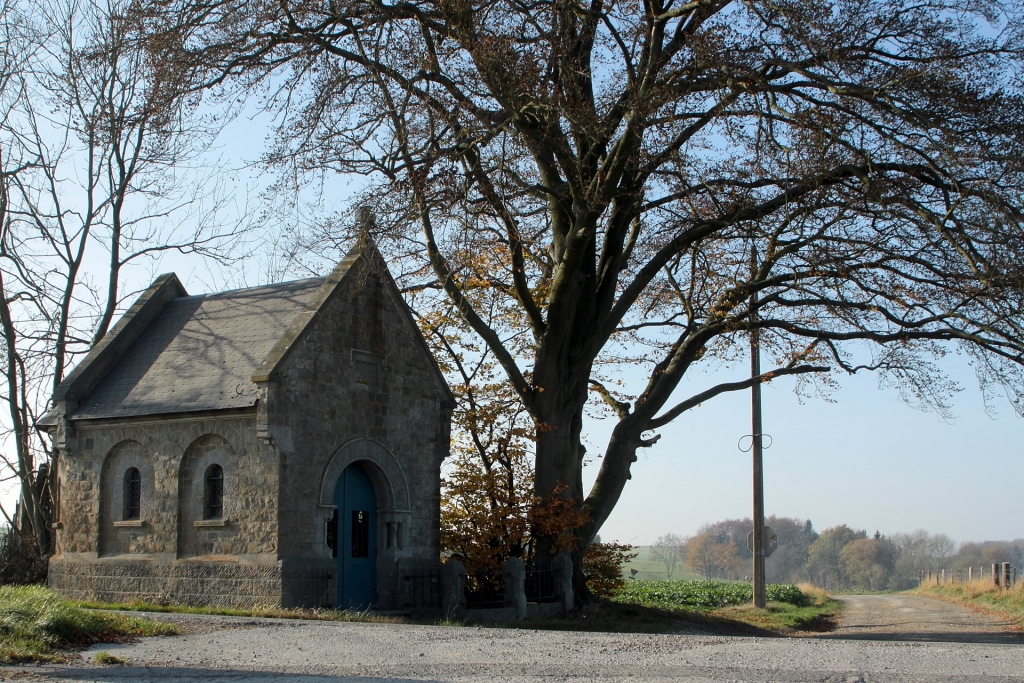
[48,558,282,608]
[442,554,574,621]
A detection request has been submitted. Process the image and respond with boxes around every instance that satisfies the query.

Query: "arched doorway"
[333,462,377,609]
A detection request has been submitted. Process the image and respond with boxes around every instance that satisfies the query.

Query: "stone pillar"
[1002,562,1011,589]
[993,563,1000,587]
[502,557,527,621]
[552,552,574,613]
[441,559,466,618]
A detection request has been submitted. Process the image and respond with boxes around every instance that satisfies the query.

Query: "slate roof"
[69,277,325,420]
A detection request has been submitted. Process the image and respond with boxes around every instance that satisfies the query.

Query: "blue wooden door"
[334,463,377,609]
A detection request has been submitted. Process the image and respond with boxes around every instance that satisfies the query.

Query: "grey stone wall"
[177,434,240,558]
[98,440,159,556]
[51,411,282,606]
[266,256,451,609]
[49,558,281,608]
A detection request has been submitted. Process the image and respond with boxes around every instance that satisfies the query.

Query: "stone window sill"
[113,520,144,528]
[194,518,228,529]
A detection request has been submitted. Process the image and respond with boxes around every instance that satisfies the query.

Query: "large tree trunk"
[573,426,644,600]
[533,403,586,502]
[533,365,645,602]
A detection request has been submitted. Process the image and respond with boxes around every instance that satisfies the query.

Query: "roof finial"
[355,206,375,245]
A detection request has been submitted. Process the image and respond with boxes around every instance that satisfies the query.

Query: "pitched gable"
[252,238,455,408]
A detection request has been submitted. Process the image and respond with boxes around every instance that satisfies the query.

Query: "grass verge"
[76,599,411,624]
[0,585,178,663]
[913,580,1024,627]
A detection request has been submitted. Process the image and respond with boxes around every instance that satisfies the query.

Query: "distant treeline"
[648,517,1024,591]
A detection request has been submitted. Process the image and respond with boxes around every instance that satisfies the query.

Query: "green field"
[606,579,840,633]
[612,579,803,611]
[621,546,702,581]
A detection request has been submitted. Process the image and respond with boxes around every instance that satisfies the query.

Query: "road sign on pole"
[747,526,777,557]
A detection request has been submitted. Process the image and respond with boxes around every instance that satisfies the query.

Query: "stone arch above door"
[318,438,410,512]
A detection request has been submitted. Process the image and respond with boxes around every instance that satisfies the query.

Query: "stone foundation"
[48,558,282,608]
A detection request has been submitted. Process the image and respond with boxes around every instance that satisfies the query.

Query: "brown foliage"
[432,311,633,592]
[583,542,638,599]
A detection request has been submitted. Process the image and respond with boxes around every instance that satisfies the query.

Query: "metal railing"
[464,572,505,609]
[525,565,559,604]
[311,568,333,609]
[402,568,442,610]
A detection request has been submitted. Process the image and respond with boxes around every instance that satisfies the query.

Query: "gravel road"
[2,595,1022,683]
[825,594,1023,644]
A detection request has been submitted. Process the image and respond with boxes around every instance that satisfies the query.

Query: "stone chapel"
[38,238,453,610]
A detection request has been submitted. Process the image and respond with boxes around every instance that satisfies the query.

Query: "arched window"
[204,464,223,519]
[123,468,141,520]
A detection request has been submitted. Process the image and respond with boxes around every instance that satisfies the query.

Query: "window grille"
[123,468,141,520]
[204,465,223,519]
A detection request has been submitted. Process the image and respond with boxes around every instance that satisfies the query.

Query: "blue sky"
[586,353,1024,545]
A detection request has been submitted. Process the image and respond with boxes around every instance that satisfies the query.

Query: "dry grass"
[795,583,830,607]
[914,579,1024,627]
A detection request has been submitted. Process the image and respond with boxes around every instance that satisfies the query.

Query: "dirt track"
[824,593,1023,644]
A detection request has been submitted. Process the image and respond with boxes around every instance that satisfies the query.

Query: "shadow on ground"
[510,601,801,637]
[3,666,443,683]
[817,630,1024,644]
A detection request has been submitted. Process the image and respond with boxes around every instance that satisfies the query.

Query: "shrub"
[0,528,48,586]
[584,542,638,598]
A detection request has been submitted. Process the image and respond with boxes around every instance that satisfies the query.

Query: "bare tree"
[0,0,248,554]
[0,0,53,551]
[148,0,1024,596]
[927,533,957,569]
[650,533,687,579]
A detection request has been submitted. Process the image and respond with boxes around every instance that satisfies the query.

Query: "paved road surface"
[1,595,1021,682]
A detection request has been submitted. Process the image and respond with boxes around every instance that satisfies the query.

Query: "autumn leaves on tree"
[426,311,633,596]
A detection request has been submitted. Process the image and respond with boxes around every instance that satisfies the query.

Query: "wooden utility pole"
[750,245,766,609]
